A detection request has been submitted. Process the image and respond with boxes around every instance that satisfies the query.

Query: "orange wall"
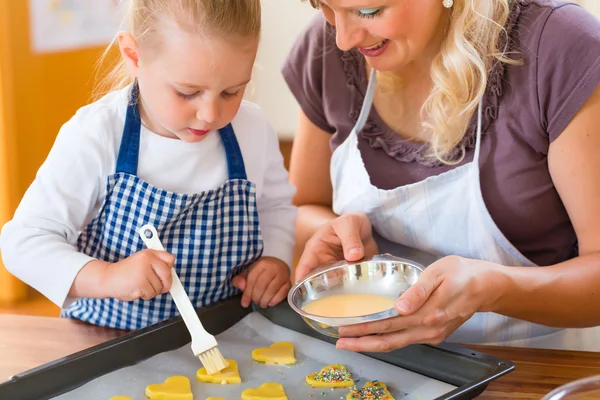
[0,0,117,303]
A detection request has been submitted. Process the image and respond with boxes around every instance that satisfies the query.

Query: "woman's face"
[318,0,450,72]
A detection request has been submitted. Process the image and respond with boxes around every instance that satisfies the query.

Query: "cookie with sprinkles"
[346,381,395,400]
[306,364,355,388]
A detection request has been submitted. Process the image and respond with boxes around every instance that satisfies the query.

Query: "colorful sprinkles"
[312,366,353,383]
[347,381,390,399]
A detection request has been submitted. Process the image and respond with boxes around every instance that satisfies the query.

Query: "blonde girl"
[1,0,297,330]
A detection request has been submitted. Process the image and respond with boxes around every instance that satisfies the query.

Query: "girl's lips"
[357,39,390,57]
[188,128,210,136]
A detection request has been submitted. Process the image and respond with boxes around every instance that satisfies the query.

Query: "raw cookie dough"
[346,381,395,399]
[197,359,241,384]
[251,342,296,365]
[306,364,354,388]
[110,397,133,400]
[241,382,288,400]
[145,376,193,400]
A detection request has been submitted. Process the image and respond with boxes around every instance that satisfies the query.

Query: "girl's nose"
[196,98,220,125]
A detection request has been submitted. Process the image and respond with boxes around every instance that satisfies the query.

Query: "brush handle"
[139,224,212,351]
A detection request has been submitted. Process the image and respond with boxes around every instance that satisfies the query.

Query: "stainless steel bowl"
[287,254,424,338]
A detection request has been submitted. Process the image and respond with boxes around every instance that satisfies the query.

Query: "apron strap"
[115,82,142,175]
[218,123,247,180]
[473,99,484,164]
[354,68,378,135]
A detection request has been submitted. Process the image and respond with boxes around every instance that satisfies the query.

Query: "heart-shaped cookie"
[241,382,288,400]
[145,376,193,400]
[197,359,241,384]
[306,364,354,388]
[109,397,133,400]
[346,381,395,399]
[251,342,296,365]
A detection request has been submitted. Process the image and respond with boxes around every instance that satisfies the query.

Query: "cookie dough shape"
[197,359,241,384]
[110,397,133,400]
[346,381,395,400]
[241,382,288,400]
[145,376,193,400]
[252,342,296,365]
[306,364,354,388]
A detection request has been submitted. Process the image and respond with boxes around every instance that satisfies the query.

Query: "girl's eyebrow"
[174,79,251,90]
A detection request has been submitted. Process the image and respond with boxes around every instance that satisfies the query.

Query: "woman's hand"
[336,255,509,352]
[294,212,380,282]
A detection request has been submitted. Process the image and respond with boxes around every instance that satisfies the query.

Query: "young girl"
[0,0,297,330]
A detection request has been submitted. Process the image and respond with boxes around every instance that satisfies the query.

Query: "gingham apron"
[62,84,263,330]
[331,69,600,351]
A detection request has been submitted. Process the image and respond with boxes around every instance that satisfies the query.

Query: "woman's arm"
[489,84,600,327]
[289,110,338,267]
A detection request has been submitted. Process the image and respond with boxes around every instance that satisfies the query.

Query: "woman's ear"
[117,32,141,77]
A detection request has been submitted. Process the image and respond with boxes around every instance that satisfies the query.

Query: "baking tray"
[0,296,514,400]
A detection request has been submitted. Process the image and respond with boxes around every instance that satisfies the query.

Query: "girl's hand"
[232,256,291,308]
[294,212,379,282]
[336,256,508,352]
[101,249,175,301]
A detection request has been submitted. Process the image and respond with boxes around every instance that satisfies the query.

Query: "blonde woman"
[0,0,296,330]
[284,0,600,351]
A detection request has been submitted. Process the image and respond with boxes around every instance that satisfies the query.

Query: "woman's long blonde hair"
[93,0,261,100]
[306,0,515,164]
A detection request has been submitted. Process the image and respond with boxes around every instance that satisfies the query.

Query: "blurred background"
[0,0,598,317]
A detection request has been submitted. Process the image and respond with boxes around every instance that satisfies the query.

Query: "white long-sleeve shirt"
[0,86,297,309]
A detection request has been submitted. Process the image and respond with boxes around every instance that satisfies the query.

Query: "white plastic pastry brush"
[139,224,229,374]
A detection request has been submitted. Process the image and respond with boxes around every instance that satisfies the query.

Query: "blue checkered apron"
[61,84,263,329]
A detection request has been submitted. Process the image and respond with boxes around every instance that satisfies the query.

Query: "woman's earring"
[443,0,453,8]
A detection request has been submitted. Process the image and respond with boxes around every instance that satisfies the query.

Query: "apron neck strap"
[355,69,485,165]
[116,82,142,175]
[116,83,248,180]
[354,68,378,134]
[218,123,247,180]
[473,99,484,164]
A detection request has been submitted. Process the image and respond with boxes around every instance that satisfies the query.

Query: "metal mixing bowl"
[287,254,424,338]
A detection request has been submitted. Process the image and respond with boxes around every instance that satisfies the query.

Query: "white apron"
[331,68,600,351]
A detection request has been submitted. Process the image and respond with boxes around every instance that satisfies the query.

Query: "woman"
[282,0,600,352]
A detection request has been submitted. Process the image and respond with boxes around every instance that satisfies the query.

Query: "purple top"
[282,0,600,266]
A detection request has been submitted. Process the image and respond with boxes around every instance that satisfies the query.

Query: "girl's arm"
[0,109,110,308]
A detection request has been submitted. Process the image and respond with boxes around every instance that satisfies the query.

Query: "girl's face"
[120,29,258,143]
[318,0,450,72]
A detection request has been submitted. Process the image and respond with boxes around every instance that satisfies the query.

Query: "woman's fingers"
[395,269,440,315]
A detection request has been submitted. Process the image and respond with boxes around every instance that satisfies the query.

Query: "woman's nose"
[334,14,365,51]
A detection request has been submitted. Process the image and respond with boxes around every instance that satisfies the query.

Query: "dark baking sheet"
[0,297,513,400]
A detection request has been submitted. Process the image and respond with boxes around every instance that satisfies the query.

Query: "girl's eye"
[357,7,382,18]
[221,90,241,99]
[175,90,199,100]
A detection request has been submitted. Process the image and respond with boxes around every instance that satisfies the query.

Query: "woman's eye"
[357,7,382,18]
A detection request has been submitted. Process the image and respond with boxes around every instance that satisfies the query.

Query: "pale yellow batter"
[303,294,396,317]
[145,376,193,400]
